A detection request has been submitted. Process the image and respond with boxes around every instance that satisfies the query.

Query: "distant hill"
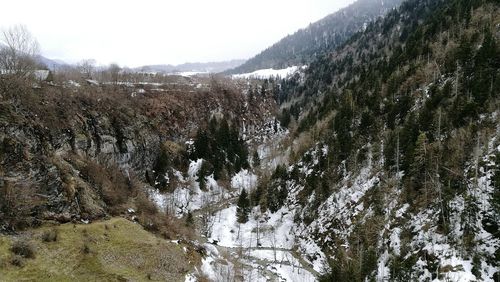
[0,42,67,71]
[32,56,244,74]
[36,56,67,70]
[225,0,403,75]
[136,59,246,74]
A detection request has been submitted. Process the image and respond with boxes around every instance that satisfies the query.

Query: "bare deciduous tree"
[0,25,40,78]
[109,63,121,85]
[78,59,96,79]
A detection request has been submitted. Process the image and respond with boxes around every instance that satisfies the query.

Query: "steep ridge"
[226,0,403,75]
[0,0,498,280]
[0,78,276,230]
[257,0,499,280]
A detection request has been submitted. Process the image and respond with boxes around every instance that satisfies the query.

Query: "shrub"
[82,243,91,254]
[41,229,58,242]
[136,192,158,216]
[81,160,131,210]
[10,239,35,259]
[10,255,25,267]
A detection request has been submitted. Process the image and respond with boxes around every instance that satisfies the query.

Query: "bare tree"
[0,25,40,78]
[78,59,96,79]
[108,63,121,85]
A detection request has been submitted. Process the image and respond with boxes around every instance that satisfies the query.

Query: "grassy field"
[0,217,198,281]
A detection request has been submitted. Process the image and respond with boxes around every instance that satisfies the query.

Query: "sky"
[0,0,355,68]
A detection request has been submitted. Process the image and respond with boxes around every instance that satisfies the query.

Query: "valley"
[1,0,499,281]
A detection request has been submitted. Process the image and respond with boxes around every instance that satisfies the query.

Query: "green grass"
[0,217,198,281]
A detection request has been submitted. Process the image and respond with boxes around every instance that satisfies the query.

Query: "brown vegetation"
[10,239,35,259]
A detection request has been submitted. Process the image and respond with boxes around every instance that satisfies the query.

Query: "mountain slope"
[226,0,403,75]
[137,59,245,74]
[248,0,499,280]
[36,55,67,70]
[0,218,198,281]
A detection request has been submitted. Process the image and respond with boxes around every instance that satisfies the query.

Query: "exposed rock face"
[0,81,275,228]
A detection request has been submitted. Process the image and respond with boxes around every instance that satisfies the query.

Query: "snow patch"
[233,66,305,79]
[231,169,258,192]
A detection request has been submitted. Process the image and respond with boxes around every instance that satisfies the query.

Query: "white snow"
[231,169,258,192]
[200,253,236,282]
[389,227,402,256]
[66,80,81,87]
[201,256,217,281]
[148,160,236,217]
[209,206,295,249]
[203,243,220,257]
[184,273,197,282]
[175,71,208,77]
[248,249,300,266]
[267,263,316,282]
[436,256,476,282]
[232,66,304,79]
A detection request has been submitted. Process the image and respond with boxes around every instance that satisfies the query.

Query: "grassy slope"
[0,217,198,281]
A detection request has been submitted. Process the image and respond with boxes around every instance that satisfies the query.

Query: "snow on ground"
[232,66,304,79]
[250,119,289,171]
[149,159,237,217]
[267,263,316,282]
[376,134,500,281]
[248,249,299,265]
[296,237,327,273]
[184,273,197,282]
[66,80,81,87]
[243,268,269,282]
[239,249,317,282]
[209,206,295,249]
[389,227,402,256]
[231,169,258,192]
[175,71,208,77]
[201,257,217,281]
[200,250,236,281]
[298,148,378,248]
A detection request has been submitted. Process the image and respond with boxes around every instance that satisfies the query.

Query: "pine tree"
[260,82,267,97]
[186,211,194,226]
[253,151,260,168]
[492,153,500,218]
[193,129,210,160]
[217,119,230,149]
[197,160,210,191]
[236,189,250,223]
[410,132,429,192]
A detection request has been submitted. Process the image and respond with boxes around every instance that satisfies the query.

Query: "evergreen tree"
[197,160,211,191]
[208,117,218,134]
[236,189,250,223]
[153,149,170,176]
[186,211,194,226]
[217,119,230,149]
[248,86,255,101]
[253,151,260,168]
[260,81,267,97]
[193,129,210,160]
[153,149,170,189]
[492,153,500,220]
[410,132,429,190]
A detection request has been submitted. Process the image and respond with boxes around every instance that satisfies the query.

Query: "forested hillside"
[252,0,499,280]
[0,0,498,280]
[226,0,402,75]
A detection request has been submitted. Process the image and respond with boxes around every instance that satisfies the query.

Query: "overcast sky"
[0,0,355,67]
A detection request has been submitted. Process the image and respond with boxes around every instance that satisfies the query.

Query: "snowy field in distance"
[232,66,305,79]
